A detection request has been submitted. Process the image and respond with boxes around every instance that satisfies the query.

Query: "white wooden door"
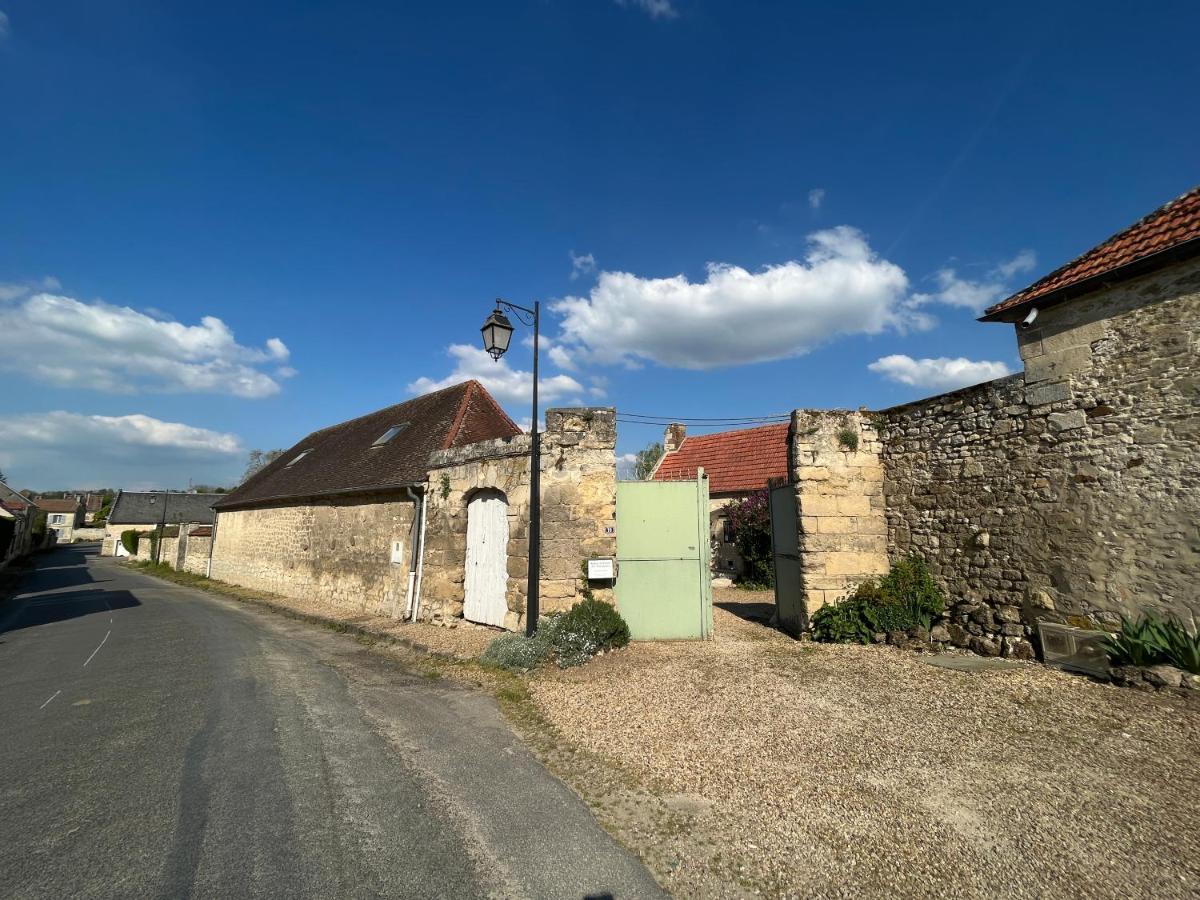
[114,537,130,557]
[463,490,509,627]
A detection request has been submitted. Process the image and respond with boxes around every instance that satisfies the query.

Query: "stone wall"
[790,411,889,613]
[879,257,1200,655]
[421,407,617,630]
[181,533,213,575]
[210,492,418,616]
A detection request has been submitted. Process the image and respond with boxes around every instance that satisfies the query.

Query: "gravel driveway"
[529,590,1200,899]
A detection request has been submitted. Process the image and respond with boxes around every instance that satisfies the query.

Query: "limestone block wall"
[789,410,889,612]
[422,407,617,630]
[210,492,417,616]
[880,257,1200,655]
[181,534,213,575]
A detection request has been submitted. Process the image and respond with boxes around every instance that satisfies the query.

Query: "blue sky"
[1,0,1197,489]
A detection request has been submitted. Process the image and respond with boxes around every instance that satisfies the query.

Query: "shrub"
[723,490,773,588]
[810,556,945,643]
[1104,614,1200,673]
[121,530,141,555]
[553,598,631,667]
[836,427,859,452]
[481,599,631,670]
[481,630,554,670]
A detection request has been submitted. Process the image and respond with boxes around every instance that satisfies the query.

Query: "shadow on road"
[5,589,141,631]
[0,545,140,635]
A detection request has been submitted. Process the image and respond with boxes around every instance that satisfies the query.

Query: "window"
[50,514,66,525]
[371,423,408,447]
[286,449,313,467]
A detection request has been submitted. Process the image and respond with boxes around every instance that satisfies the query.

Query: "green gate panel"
[769,484,805,637]
[616,474,712,640]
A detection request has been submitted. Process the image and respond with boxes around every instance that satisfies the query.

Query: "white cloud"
[569,250,597,281]
[910,250,1037,312]
[615,0,678,20]
[407,344,586,413]
[808,188,826,210]
[552,226,913,370]
[0,411,243,490]
[868,354,1012,392]
[992,249,1037,280]
[0,289,293,398]
[0,12,10,41]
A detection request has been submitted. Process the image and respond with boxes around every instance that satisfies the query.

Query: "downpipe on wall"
[404,487,428,622]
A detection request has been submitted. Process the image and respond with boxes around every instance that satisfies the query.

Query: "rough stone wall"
[102,523,152,556]
[181,534,213,575]
[210,493,417,616]
[880,257,1200,655]
[421,408,617,630]
[790,411,889,612]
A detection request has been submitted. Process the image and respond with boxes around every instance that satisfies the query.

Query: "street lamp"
[481,298,541,637]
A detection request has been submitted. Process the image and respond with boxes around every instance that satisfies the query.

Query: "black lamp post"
[481,299,540,637]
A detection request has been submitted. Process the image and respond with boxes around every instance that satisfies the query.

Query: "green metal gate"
[615,471,713,640]
[770,483,806,637]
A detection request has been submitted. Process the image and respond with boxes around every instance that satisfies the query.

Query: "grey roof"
[108,491,221,526]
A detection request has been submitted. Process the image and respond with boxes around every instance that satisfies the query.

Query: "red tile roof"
[35,498,82,513]
[651,423,790,494]
[983,186,1200,320]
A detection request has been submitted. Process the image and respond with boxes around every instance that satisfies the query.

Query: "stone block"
[1048,410,1087,432]
[1024,381,1071,407]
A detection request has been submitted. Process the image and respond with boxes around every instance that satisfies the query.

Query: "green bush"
[723,490,773,588]
[810,556,945,644]
[120,530,141,555]
[1104,614,1200,674]
[481,598,631,671]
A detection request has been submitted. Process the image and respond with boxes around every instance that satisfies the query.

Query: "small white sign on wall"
[587,558,615,580]
[390,540,405,566]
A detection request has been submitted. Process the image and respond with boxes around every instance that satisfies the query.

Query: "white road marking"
[83,630,111,668]
[39,690,62,710]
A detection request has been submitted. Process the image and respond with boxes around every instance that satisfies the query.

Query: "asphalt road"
[0,546,665,900]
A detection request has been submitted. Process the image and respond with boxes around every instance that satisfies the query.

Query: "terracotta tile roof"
[188,526,213,537]
[983,186,1200,320]
[35,498,82,513]
[651,423,790,494]
[214,381,521,509]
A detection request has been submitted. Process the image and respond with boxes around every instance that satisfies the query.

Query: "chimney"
[664,423,687,453]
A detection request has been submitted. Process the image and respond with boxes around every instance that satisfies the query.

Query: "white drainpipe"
[403,487,428,622]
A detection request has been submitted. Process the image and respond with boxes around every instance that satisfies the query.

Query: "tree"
[243,449,285,483]
[723,490,773,588]
[632,442,664,480]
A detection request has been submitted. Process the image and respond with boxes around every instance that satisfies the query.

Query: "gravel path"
[529,593,1200,899]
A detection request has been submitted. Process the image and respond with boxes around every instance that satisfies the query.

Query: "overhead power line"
[617,412,791,423]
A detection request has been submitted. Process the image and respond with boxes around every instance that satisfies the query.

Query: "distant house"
[84,493,105,523]
[102,491,222,557]
[651,422,790,579]
[36,497,86,543]
[0,482,38,565]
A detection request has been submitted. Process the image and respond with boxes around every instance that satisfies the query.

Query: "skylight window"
[286,449,313,467]
[371,423,408,447]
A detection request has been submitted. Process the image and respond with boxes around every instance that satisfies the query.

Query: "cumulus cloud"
[615,0,678,20]
[407,344,585,416]
[868,354,1012,391]
[569,250,596,281]
[552,226,913,370]
[0,288,293,398]
[911,250,1037,312]
[808,188,826,210]
[0,411,243,489]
